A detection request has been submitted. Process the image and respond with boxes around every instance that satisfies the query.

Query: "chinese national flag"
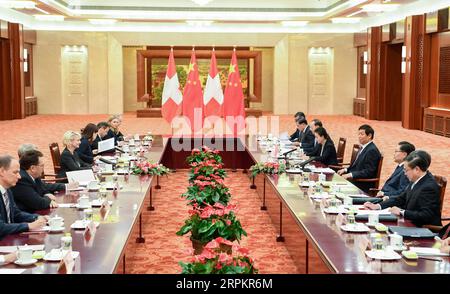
[161,49,183,124]
[203,49,224,121]
[182,49,204,133]
[223,49,246,135]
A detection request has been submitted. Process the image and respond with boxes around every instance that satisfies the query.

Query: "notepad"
[409,247,450,256]
[98,138,115,153]
[67,170,96,186]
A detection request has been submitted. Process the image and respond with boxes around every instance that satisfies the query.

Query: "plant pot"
[190,237,233,255]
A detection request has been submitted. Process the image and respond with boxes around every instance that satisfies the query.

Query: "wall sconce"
[401,45,406,74]
[363,51,368,74]
[23,48,28,73]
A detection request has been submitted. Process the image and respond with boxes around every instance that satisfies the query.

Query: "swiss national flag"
[161,48,183,124]
[223,48,246,135]
[203,49,224,121]
[182,49,204,133]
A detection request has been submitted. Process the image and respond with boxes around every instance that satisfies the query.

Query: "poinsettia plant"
[176,203,247,244]
[250,161,286,178]
[182,181,231,206]
[132,161,170,176]
[179,237,258,274]
[187,146,223,165]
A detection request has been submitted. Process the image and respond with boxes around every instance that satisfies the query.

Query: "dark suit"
[308,139,338,166]
[380,171,441,227]
[77,137,94,164]
[300,126,315,154]
[0,189,38,240]
[289,129,302,142]
[91,135,103,151]
[57,148,92,180]
[347,141,381,193]
[381,164,410,198]
[104,129,124,145]
[11,170,64,213]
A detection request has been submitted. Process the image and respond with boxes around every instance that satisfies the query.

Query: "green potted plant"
[131,161,170,176]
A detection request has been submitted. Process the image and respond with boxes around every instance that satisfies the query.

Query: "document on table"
[0,244,45,253]
[0,269,27,274]
[98,138,115,153]
[356,208,392,215]
[409,247,450,256]
[66,170,96,186]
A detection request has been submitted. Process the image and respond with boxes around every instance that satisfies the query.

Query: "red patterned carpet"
[0,113,449,274]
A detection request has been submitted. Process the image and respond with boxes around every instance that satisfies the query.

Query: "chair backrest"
[349,144,362,165]
[49,142,62,174]
[433,175,447,214]
[373,154,384,189]
[336,137,346,164]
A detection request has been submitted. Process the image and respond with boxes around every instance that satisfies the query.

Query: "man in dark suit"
[294,118,316,154]
[364,150,441,227]
[306,119,323,156]
[377,141,415,200]
[91,121,110,151]
[289,112,305,142]
[338,124,381,193]
[0,155,47,240]
[11,150,65,212]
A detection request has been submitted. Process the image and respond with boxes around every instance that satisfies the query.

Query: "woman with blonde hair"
[105,114,124,144]
[57,131,92,180]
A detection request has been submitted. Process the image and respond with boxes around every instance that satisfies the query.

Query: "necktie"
[354,147,363,163]
[2,191,11,223]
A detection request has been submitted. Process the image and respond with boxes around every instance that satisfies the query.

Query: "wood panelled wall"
[0,20,35,120]
[354,7,450,137]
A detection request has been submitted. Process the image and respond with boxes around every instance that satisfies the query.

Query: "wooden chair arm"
[352,178,379,183]
[368,188,380,197]
[423,225,443,233]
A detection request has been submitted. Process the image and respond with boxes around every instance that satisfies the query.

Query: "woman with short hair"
[57,131,92,180]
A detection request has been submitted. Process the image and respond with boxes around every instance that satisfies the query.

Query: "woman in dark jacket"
[77,123,98,164]
[309,127,338,166]
[57,131,92,180]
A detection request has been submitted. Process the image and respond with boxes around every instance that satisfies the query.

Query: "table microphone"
[281,148,297,157]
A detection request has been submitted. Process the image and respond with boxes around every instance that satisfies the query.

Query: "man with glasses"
[364,150,441,227]
[11,150,62,212]
[376,141,415,200]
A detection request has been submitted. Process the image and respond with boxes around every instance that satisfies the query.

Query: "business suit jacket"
[308,139,338,166]
[0,189,38,240]
[57,148,92,180]
[77,137,94,164]
[300,126,315,154]
[11,170,63,213]
[347,141,381,193]
[289,129,302,142]
[380,171,441,227]
[104,129,124,145]
[381,164,410,197]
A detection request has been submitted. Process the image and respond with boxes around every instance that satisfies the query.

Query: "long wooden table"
[0,136,168,274]
[244,136,450,274]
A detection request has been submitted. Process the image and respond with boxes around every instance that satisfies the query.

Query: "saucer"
[14,258,37,266]
[75,204,91,209]
[386,245,408,252]
[70,221,100,230]
[48,226,65,233]
[365,249,401,260]
[365,222,379,227]
[341,224,370,232]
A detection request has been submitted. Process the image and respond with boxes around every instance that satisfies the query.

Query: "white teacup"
[17,246,33,262]
[134,134,140,140]
[49,216,64,230]
[368,214,379,225]
[390,233,403,248]
[88,180,99,190]
[78,195,90,208]
[83,208,93,221]
[343,197,353,206]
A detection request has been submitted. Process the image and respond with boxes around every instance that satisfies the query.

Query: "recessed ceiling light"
[34,14,65,21]
[186,20,213,26]
[190,0,213,5]
[0,1,36,9]
[331,17,361,24]
[281,21,309,27]
[88,19,117,25]
[361,4,400,12]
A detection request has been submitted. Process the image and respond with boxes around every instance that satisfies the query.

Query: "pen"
[418,256,443,262]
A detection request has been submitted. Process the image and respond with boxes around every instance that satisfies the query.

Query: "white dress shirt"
[0,255,5,265]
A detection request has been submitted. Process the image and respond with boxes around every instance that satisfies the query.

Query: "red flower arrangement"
[250,161,286,178]
[179,237,258,274]
[132,160,170,176]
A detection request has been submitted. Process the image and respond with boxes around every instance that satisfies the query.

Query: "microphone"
[115,147,125,153]
[281,148,297,157]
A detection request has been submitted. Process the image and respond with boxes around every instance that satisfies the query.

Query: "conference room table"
[1,135,449,274]
[0,136,168,274]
